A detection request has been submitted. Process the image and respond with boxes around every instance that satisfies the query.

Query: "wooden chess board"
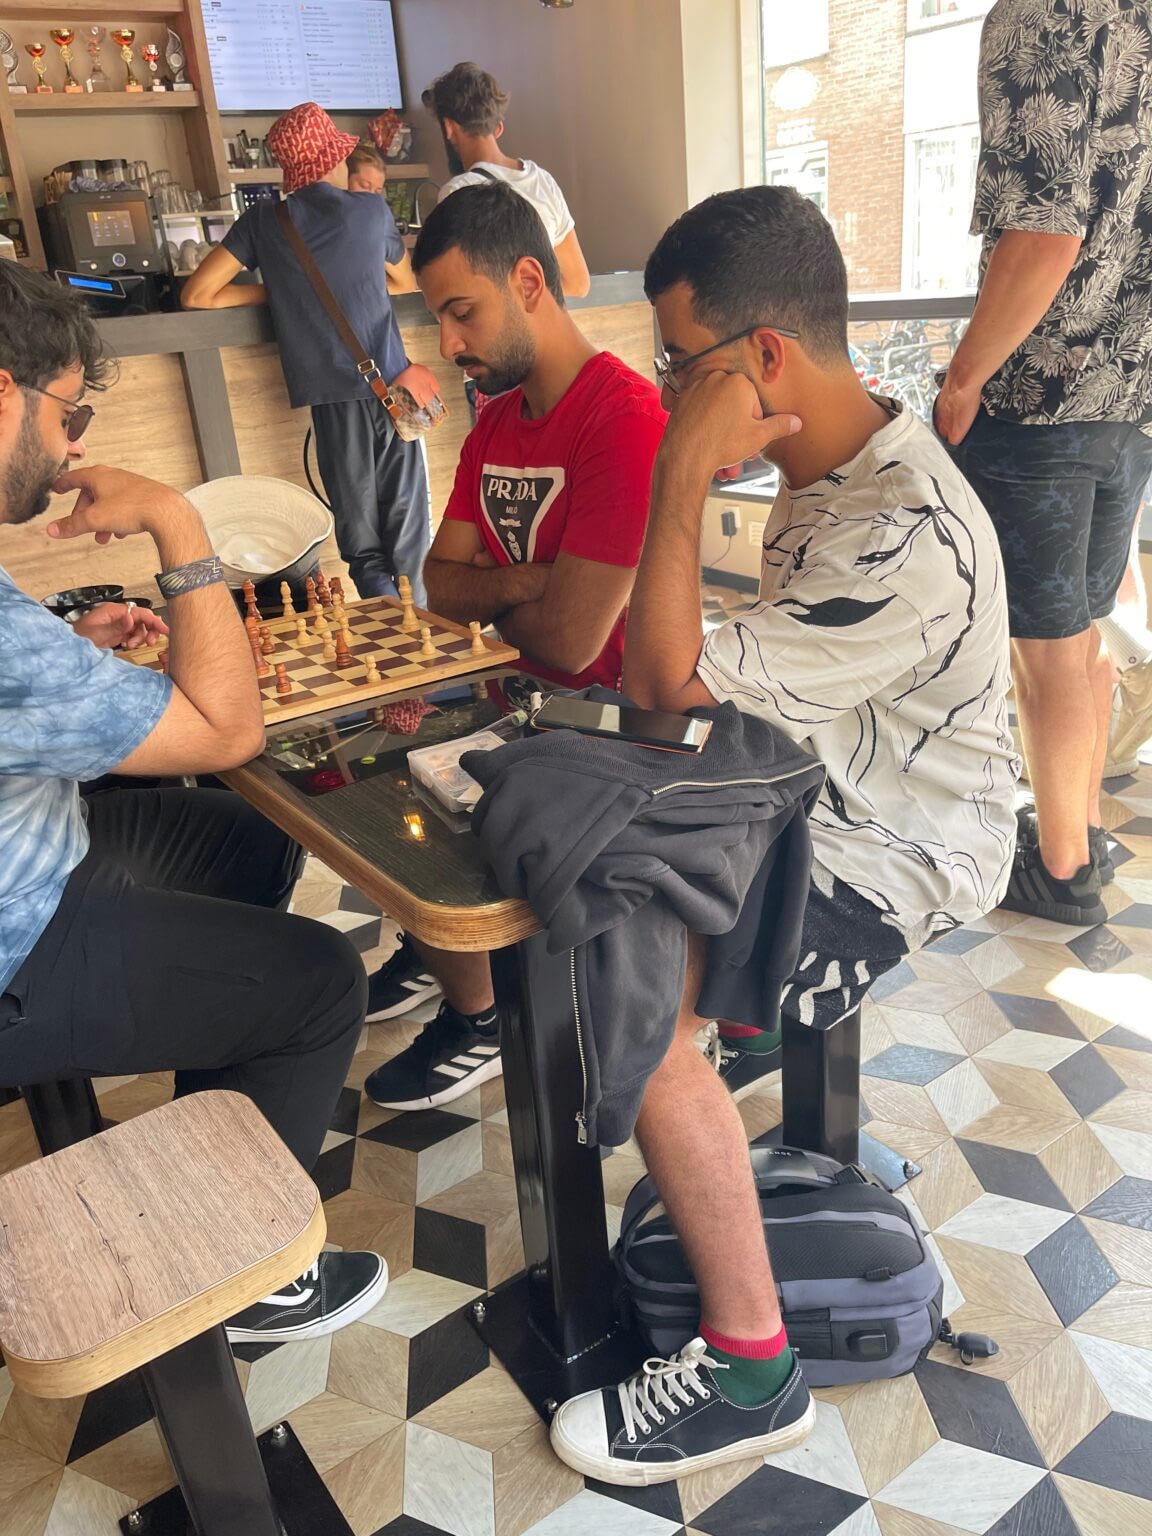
[121,596,520,725]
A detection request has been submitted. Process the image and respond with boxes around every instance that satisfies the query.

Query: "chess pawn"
[274,663,292,698]
[365,656,381,684]
[280,581,296,618]
[322,638,336,662]
[295,617,308,644]
[259,625,274,655]
[334,628,355,669]
[469,620,486,656]
[419,624,435,658]
[313,612,330,639]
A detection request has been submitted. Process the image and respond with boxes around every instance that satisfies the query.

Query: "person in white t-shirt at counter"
[423,61,591,298]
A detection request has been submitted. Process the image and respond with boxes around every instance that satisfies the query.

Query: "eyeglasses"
[654,323,800,395]
[23,384,95,442]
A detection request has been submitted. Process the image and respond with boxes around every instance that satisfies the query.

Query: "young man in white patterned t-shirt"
[546,187,1018,1488]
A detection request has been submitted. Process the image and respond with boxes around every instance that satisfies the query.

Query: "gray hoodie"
[463,700,824,1146]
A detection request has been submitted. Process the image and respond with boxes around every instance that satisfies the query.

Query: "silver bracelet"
[155,555,225,599]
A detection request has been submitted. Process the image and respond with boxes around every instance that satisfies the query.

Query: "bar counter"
[6,274,653,604]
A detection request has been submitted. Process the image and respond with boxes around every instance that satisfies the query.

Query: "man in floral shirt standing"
[937,0,1152,927]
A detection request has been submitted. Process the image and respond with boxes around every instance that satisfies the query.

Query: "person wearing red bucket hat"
[182,102,441,604]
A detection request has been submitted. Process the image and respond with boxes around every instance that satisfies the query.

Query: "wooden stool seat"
[0,1090,325,1399]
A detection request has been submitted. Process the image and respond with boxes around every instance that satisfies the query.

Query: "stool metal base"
[119,1422,351,1536]
[471,1274,647,1423]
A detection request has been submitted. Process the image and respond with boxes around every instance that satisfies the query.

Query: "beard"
[457,307,536,397]
[2,407,67,524]
[443,132,465,178]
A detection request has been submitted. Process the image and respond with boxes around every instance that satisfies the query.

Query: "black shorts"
[780,872,910,1029]
[948,410,1152,641]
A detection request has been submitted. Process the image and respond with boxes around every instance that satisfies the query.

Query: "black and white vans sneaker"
[365,935,442,1022]
[225,1251,387,1344]
[364,1001,502,1110]
[549,1337,815,1486]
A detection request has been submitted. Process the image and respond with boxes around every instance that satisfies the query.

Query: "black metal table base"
[471,1275,647,1422]
[119,1421,351,1536]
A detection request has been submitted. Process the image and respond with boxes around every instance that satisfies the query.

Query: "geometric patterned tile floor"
[3,625,1152,1531]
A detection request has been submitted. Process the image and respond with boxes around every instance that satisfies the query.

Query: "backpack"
[615,1145,995,1387]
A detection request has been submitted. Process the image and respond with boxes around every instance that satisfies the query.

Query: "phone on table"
[530,694,712,753]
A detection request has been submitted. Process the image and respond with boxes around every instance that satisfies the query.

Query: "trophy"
[25,42,52,94]
[49,29,83,94]
[141,42,164,91]
[165,28,192,91]
[85,27,108,92]
[110,28,143,92]
[0,30,25,94]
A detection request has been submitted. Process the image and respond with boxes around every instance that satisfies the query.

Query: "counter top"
[95,271,649,358]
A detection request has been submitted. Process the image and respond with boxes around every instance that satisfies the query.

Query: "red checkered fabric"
[378,698,439,736]
[268,102,361,194]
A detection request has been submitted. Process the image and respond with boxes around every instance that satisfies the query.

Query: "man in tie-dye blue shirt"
[0,261,389,1344]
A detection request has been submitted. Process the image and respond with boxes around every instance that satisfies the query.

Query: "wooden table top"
[220,668,539,953]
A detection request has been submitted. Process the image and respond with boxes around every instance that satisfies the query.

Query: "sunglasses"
[654,323,801,395]
[24,384,95,442]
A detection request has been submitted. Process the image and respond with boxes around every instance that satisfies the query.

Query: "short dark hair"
[644,186,850,365]
[413,181,565,305]
[347,142,385,175]
[422,62,509,137]
[0,262,115,392]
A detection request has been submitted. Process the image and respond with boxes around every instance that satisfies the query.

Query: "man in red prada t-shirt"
[421,181,665,690]
[360,180,666,1114]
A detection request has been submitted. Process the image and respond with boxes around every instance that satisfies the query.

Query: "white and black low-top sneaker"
[549,1337,815,1486]
[225,1251,388,1344]
[701,1023,783,1098]
[365,935,442,1021]
[364,1001,502,1110]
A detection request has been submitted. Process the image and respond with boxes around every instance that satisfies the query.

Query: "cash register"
[40,183,171,314]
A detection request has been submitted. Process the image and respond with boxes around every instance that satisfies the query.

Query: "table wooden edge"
[2,1197,327,1400]
[219,756,540,952]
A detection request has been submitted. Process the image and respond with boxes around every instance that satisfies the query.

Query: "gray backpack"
[615,1146,995,1387]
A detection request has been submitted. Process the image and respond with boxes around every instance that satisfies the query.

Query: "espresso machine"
[39,161,172,313]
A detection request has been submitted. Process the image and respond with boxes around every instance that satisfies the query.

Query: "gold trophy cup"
[25,42,52,94]
[49,29,83,94]
[110,28,143,92]
[141,42,164,91]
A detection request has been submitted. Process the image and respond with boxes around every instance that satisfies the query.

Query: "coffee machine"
[39,171,172,313]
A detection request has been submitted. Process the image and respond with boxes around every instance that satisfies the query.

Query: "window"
[755,0,989,296]
[904,128,982,292]
[762,0,828,70]
[765,143,828,216]
[908,0,994,28]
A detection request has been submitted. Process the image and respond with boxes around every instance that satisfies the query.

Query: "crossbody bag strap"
[275,199,394,407]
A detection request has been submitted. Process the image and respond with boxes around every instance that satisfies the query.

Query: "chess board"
[121,596,521,725]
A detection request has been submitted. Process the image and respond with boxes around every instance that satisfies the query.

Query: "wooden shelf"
[0,1,182,15]
[226,162,431,184]
[11,91,201,112]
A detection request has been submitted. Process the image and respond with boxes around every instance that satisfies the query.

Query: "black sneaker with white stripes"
[1000,842,1107,927]
[225,1251,388,1344]
[550,1337,815,1486]
[364,1000,502,1110]
[365,935,442,1022]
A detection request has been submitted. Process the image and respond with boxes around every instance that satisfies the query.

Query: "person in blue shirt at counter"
[0,262,387,1344]
[181,101,441,605]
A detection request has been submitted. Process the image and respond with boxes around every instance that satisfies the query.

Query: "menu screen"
[87,209,136,247]
[205,0,402,111]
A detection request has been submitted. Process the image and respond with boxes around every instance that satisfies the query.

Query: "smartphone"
[531,695,713,753]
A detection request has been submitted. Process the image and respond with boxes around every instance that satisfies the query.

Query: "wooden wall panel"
[1,302,657,605]
[2,354,202,602]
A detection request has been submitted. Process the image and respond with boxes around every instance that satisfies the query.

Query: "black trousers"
[311,397,431,605]
[0,788,366,1170]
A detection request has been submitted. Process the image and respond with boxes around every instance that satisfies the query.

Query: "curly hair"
[0,262,116,392]
[422,62,509,137]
